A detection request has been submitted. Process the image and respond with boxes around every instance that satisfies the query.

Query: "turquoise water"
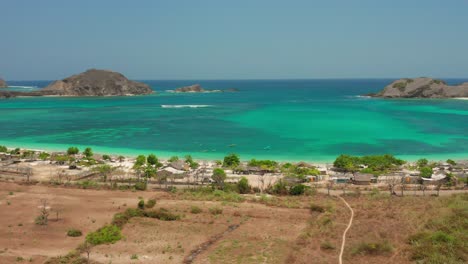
[1,79,467,162]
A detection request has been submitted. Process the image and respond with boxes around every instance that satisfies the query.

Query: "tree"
[416,158,428,168]
[223,153,240,168]
[333,154,360,172]
[0,145,7,153]
[237,177,250,194]
[79,241,92,264]
[212,168,227,188]
[185,155,199,169]
[143,166,157,182]
[67,147,79,156]
[93,164,113,182]
[326,180,334,196]
[419,166,433,178]
[134,155,146,167]
[83,147,93,159]
[446,159,456,166]
[168,156,179,162]
[102,154,111,161]
[147,154,159,166]
[35,199,49,225]
[39,152,50,160]
[118,155,125,162]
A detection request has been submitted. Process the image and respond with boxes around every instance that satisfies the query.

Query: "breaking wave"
[161,105,213,108]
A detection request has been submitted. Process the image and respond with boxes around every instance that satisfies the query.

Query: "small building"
[422,173,447,186]
[168,160,189,171]
[352,173,373,185]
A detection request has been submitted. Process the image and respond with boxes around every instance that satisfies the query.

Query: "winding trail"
[338,196,354,264]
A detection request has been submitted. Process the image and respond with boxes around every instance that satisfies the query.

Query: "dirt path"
[338,196,354,264]
[183,224,240,263]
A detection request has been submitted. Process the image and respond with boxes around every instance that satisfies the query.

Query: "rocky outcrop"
[175,84,205,93]
[41,69,153,96]
[0,78,7,88]
[370,78,468,98]
[174,84,238,93]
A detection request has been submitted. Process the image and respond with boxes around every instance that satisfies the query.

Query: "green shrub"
[290,184,307,195]
[352,241,393,255]
[145,199,156,209]
[35,215,48,225]
[310,203,325,213]
[130,254,138,260]
[102,154,111,160]
[86,225,122,245]
[79,180,98,189]
[209,207,223,215]
[272,180,288,195]
[0,145,7,153]
[320,241,335,250]
[144,209,180,221]
[67,229,83,237]
[237,177,250,194]
[223,153,240,168]
[137,199,145,209]
[134,181,147,191]
[190,206,202,214]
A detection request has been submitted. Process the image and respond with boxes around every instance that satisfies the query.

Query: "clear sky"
[1,0,467,80]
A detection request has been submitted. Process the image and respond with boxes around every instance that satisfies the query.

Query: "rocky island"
[174,84,238,93]
[0,69,152,98]
[370,78,468,98]
[0,78,7,88]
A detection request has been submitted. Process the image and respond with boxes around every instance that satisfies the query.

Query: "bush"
[223,153,240,168]
[419,166,433,178]
[190,206,202,214]
[134,181,147,191]
[145,199,156,209]
[237,177,250,194]
[310,203,325,213]
[209,207,223,215]
[320,241,335,250]
[102,154,111,160]
[67,147,79,155]
[212,168,227,188]
[446,159,456,166]
[352,241,393,255]
[144,209,180,221]
[272,180,288,195]
[290,184,307,195]
[86,225,122,245]
[137,199,145,209]
[67,229,83,237]
[35,215,48,225]
[0,145,7,153]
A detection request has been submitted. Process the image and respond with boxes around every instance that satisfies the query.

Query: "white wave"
[161,104,213,108]
[7,86,38,89]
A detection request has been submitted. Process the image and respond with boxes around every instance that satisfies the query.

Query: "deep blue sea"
[0,79,467,162]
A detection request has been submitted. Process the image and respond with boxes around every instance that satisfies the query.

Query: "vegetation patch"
[351,241,393,256]
[86,225,122,245]
[407,194,467,263]
[67,229,83,237]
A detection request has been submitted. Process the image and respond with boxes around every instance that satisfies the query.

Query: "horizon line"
[6,76,468,82]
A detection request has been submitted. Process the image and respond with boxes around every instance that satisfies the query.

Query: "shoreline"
[2,142,467,164]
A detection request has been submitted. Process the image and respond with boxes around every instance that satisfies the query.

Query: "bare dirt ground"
[0,182,155,263]
[0,181,465,264]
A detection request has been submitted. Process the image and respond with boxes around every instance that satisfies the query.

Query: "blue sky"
[1,0,467,80]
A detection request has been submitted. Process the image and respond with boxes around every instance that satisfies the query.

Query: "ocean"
[0,79,467,162]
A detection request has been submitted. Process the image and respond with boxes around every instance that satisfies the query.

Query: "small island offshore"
[369,77,468,98]
[0,69,153,98]
[0,78,8,88]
